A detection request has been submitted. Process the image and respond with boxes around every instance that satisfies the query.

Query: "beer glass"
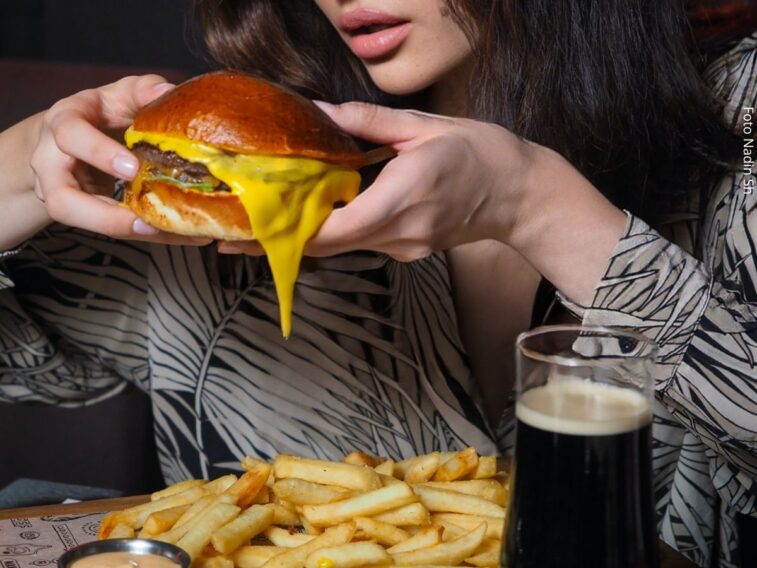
[503,325,658,568]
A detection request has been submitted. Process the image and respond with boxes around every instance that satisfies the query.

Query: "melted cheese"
[125,127,360,338]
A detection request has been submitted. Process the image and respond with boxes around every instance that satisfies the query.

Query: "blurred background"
[0,0,207,130]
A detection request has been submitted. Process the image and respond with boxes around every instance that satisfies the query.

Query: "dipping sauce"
[71,551,179,568]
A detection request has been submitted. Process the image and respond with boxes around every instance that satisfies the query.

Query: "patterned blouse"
[1,35,754,568]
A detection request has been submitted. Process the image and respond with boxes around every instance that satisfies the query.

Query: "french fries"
[264,527,316,548]
[177,502,241,561]
[412,485,506,518]
[305,541,391,568]
[272,479,353,506]
[431,448,478,481]
[212,505,274,554]
[386,525,443,554]
[354,516,409,546]
[390,523,487,566]
[301,483,417,527]
[100,448,507,567]
[274,456,381,491]
[261,522,355,568]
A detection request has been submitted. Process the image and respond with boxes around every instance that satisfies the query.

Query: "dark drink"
[504,379,657,568]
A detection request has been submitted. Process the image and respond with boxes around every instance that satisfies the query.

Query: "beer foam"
[516,378,652,436]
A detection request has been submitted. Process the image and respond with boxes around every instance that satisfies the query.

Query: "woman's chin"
[365,65,437,97]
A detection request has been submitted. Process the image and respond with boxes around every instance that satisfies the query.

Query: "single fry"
[386,525,443,554]
[271,503,301,526]
[273,455,381,491]
[305,541,391,568]
[151,479,205,501]
[412,485,505,518]
[431,513,504,541]
[418,479,507,506]
[205,474,239,495]
[469,456,497,479]
[106,523,135,539]
[404,453,440,484]
[226,463,271,508]
[252,485,271,505]
[395,454,438,481]
[374,459,395,477]
[195,556,234,568]
[431,448,478,481]
[302,483,417,527]
[465,538,501,567]
[301,517,324,536]
[260,521,356,568]
[243,456,276,487]
[233,546,285,568]
[390,522,487,565]
[142,504,191,535]
[112,486,208,530]
[98,512,121,539]
[264,526,316,548]
[378,473,402,486]
[354,516,409,546]
[342,450,379,467]
[176,502,241,561]
[272,479,353,506]
[372,502,430,526]
[211,504,275,555]
[158,495,234,544]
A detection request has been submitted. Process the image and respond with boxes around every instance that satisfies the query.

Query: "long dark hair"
[191,0,742,223]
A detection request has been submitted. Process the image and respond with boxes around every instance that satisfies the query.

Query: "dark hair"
[191,0,742,222]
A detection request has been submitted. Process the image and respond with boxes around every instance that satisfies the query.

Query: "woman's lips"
[348,22,412,60]
[339,10,411,60]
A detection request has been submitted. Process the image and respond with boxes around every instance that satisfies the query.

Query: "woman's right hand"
[28,74,209,245]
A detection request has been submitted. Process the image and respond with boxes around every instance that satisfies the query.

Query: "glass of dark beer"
[503,325,658,568]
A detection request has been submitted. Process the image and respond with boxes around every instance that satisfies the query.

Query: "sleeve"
[0,227,149,407]
[0,247,24,290]
[557,34,757,515]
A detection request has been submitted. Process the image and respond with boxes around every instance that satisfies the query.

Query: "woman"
[0,1,753,566]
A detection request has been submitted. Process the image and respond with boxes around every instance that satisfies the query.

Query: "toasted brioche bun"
[125,178,253,240]
[124,71,367,239]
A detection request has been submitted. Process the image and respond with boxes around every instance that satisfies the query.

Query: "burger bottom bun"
[125,179,254,241]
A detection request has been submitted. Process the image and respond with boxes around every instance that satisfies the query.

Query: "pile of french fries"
[98,448,509,568]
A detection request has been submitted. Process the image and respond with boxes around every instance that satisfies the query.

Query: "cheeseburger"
[124,71,371,338]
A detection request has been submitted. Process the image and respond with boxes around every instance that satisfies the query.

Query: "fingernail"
[313,100,335,112]
[113,155,138,179]
[133,218,159,235]
[153,82,175,95]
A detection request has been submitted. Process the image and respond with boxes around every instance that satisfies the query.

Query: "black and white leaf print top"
[546,35,755,568]
[0,34,755,568]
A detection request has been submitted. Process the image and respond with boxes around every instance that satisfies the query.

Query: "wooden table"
[0,496,698,567]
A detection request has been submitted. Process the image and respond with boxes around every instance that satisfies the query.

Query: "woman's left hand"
[304,102,532,262]
[308,101,628,305]
[219,101,628,304]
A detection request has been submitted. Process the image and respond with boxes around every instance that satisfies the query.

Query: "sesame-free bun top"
[131,71,366,167]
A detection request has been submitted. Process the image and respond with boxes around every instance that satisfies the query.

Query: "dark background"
[0,0,206,72]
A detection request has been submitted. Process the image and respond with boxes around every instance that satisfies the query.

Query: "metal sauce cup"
[58,538,190,568]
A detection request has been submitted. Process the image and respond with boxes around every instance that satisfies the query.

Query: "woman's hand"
[311,102,628,305]
[304,102,533,262]
[220,101,628,305]
[26,74,208,246]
